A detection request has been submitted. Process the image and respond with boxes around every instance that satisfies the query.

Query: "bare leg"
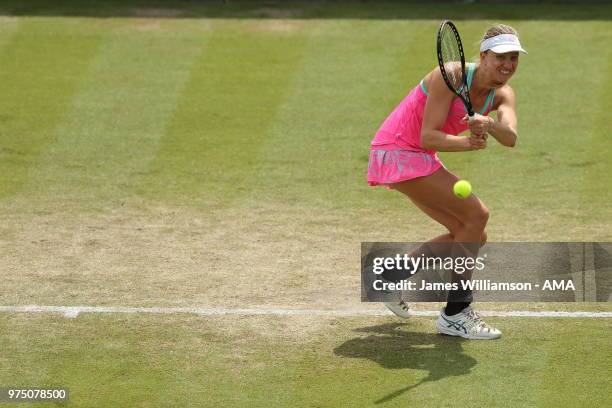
[390,167,489,305]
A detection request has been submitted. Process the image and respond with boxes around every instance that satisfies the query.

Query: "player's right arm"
[420,68,484,152]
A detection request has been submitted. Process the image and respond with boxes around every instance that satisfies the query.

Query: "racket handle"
[467,112,485,139]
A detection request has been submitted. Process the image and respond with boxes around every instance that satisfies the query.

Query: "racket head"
[436,20,474,116]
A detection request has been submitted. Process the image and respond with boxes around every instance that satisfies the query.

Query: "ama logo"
[542,280,576,291]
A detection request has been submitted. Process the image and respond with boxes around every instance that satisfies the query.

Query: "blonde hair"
[482,24,519,41]
[472,24,520,61]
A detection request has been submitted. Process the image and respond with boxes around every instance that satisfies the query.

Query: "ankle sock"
[445,302,471,316]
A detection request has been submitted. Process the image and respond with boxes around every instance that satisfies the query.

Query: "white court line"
[0,305,611,319]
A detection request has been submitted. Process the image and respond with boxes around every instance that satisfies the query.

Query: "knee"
[480,230,487,247]
[446,219,464,238]
[465,205,489,231]
[478,206,490,227]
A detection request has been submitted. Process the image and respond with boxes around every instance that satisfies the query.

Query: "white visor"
[480,34,528,54]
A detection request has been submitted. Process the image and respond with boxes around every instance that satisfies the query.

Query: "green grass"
[0,7,609,238]
[0,314,610,407]
[0,2,610,407]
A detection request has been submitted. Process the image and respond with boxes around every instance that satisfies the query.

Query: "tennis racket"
[436,20,474,119]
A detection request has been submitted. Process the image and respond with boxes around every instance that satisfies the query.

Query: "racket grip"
[467,112,486,139]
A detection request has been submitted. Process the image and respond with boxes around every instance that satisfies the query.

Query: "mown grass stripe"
[0,18,104,200]
[0,16,20,44]
[139,20,310,207]
[240,20,437,209]
[537,303,612,407]
[15,20,207,210]
[581,22,612,229]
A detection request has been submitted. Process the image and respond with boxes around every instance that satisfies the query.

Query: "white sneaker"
[378,274,411,319]
[437,306,501,340]
[384,300,411,319]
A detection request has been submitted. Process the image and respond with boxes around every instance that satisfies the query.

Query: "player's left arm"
[488,85,518,147]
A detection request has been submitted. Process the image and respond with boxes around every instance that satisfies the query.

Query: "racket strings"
[439,26,463,91]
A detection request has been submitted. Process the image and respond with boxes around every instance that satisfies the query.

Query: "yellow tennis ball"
[453,180,472,199]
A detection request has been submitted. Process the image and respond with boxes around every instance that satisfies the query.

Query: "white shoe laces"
[465,309,494,332]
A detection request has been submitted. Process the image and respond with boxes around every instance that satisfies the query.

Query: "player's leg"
[381,167,486,318]
[380,183,487,284]
[379,203,466,319]
[390,167,488,285]
[395,169,489,317]
[388,168,501,339]
[391,167,489,244]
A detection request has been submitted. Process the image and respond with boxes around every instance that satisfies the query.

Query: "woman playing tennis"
[367,24,527,340]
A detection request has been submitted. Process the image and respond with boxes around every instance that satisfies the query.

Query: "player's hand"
[468,132,487,150]
[462,113,492,138]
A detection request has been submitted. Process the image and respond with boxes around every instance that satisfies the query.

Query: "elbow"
[507,132,518,148]
[501,130,517,148]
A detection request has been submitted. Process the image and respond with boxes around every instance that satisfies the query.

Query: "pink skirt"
[367,148,443,186]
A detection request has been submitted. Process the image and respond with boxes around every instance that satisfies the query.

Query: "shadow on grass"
[0,1,611,21]
[334,322,476,404]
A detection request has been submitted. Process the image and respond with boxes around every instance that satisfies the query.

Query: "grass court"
[0,1,610,406]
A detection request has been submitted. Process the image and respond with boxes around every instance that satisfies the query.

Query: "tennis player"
[367,25,527,340]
